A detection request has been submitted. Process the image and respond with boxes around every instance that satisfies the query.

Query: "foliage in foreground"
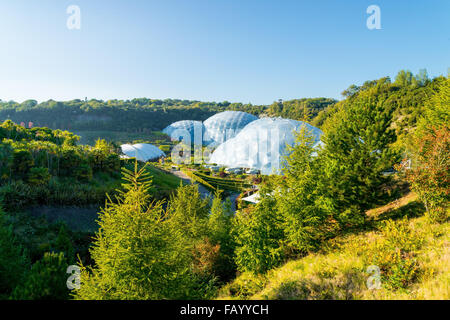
[0,209,29,299]
[75,163,235,300]
[220,213,449,300]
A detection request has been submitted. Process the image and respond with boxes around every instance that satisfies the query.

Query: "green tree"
[12,149,34,179]
[75,163,195,300]
[167,183,210,241]
[416,77,449,135]
[54,224,75,264]
[395,70,414,87]
[207,190,236,281]
[233,181,285,274]
[278,127,336,253]
[321,95,399,225]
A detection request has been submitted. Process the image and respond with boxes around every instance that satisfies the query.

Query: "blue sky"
[0,0,448,105]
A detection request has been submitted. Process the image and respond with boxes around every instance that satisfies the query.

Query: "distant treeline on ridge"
[0,98,337,133]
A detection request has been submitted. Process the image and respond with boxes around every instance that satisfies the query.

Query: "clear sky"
[0,0,448,105]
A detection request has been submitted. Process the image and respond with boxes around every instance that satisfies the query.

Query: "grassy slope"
[219,194,449,300]
[146,164,185,198]
[73,130,170,146]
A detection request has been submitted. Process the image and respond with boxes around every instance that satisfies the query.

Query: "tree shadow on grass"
[375,200,425,221]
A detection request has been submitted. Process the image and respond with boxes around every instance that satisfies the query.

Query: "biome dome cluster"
[208,117,323,175]
[161,112,323,175]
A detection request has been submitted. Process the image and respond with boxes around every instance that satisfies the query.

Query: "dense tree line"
[312,70,446,138]
[0,97,336,134]
[0,99,252,133]
[267,98,337,121]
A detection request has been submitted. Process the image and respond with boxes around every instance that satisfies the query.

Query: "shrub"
[0,181,34,211]
[219,272,267,299]
[191,238,220,277]
[404,127,449,223]
[27,167,51,186]
[365,218,424,290]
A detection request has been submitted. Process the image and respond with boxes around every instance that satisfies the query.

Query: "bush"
[0,181,34,211]
[219,272,267,299]
[365,218,423,290]
[403,127,449,223]
[27,167,51,186]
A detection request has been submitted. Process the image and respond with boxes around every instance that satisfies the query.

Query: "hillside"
[219,193,449,300]
[1,72,447,301]
[0,98,336,138]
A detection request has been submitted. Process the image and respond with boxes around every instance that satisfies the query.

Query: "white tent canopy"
[241,192,261,204]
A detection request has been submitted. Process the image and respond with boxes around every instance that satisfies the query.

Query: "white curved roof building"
[208,117,323,175]
[162,120,204,143]
[203,111,258,146]
[121,143,166,162]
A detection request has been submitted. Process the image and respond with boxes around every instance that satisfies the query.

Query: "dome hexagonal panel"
[203,111,258,146]
[162,120,204,143]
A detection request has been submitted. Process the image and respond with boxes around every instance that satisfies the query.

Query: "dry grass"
[219,194,449,300]
[366,192,417,219]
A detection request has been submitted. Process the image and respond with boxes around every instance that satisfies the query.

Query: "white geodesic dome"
[203,111,258,146]
[208,117,323,175]
[162,120,204,143]
[121,143,166,162]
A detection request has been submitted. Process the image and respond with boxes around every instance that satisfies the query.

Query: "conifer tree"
[75,163,195,300]
[207,190,235,281]
[167,183,210,241]
[233,180,285,274]
[278,127,336,253]
[321,95,399,225]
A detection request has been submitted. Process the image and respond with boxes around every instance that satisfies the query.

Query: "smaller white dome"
[121,143,165,162]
